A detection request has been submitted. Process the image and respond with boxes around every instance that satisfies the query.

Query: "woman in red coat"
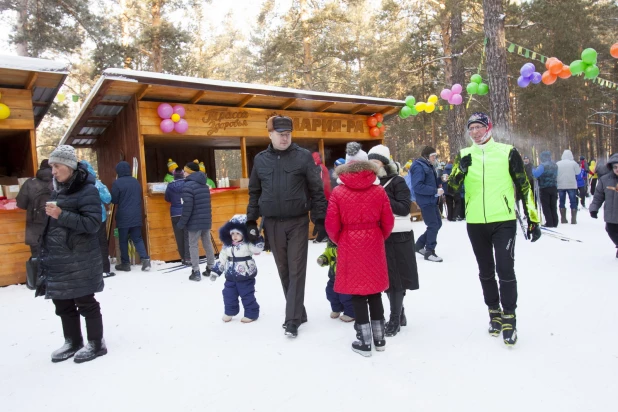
[325,142,394,357]
[312,152,332,200]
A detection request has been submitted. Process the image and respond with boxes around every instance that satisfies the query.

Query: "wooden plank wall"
[0,88,35,132]
[0,210,30,286]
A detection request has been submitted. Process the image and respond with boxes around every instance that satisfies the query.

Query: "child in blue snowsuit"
[210,214,264,323]
[317,240,355,322]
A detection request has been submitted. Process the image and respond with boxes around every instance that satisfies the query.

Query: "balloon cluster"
[466,74,489,96]
[367,113,386,137]
[541,57,571,85]
[440,84,463,105]
[55,93,80,103]
[517,63,542,88]
[611,43,618,59]
[158,103,189,134]
[0,91,9,120]
[569,48,599,80]
[398,94,442,119]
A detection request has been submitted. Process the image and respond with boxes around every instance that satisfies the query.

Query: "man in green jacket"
[449,112,541,346]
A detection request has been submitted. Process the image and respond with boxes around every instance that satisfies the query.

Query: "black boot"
[371,319,386,352]
[202,267,212,277]
[488,306,502,336]
[352,323,372,357]
[189,269,201,281]
[51,316,83,363]
[74,339,108,363]
[502,312,518,346]
[115,262,131,272]
[385,291,404,337]
[141,258,151,271]
[400,306,407,327]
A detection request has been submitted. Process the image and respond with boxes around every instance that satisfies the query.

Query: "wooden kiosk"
[0,56,68,286]
[60,69,404,263]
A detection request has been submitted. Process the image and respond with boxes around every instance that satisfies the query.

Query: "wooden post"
[29,129,37,175]
[318,138,325,163]
[240,136,248,178]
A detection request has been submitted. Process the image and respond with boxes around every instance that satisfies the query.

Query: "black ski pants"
[171,216,189,261]
[467,220,518,313]
[351,293,384,324]
[264,215,309,327]
[53,294,103,341]
[540,186,559,228]
[607,223,618,248]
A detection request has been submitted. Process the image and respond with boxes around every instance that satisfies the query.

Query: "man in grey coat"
[589,153,618,258]
[556,149,581,224]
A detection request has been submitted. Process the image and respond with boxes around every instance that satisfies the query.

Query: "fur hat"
[345,142,368,163]
[368,144,391,166]
[49,145,78,170]
[167,158,178,173]
[421,146,436,159]
[218,214,248,247]
[267,115,293,132]
[184,161,199,174]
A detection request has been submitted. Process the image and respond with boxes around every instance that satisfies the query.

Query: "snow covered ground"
[1,209,616,412]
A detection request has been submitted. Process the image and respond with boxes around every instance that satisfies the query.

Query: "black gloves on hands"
[590,211,598,219]
[459,154,472,173]
[527,222,541,242]
[247,220,259,243]
[314,219,328,242]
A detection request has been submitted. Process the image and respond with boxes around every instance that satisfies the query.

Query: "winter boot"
[115,262,131,272]
[284,323,298,338]
[222,314,233,322]
[400,306,407,327]
[340,314,355,322]
[415,244,427,256]
[371,319,386,352]
[424,250,443,262]
[141,258,151,271]
[241,317,256,323]
[571,209,577,224]
[385,313,400,337]
[74,339,107,363]
[188,270,201,282]
[385,291,404,337]
[352,323,372,357]
[202,267,212,277]
[488,306,502,336]
[330,311,341,319]
[501,312,518,346]
[560,208,568,224]
[52,316,84,363]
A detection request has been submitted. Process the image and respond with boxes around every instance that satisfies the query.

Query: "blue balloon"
[520,63,535,78]
[531,72,542,84]
[517,75,531,88]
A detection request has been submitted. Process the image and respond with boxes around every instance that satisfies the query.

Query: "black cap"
[268,116,293,132]
[523,155,529,159]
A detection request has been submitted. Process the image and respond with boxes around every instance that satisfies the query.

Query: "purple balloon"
[174,119,189,134]
[531,72,542,84]
[449,94,463,105]
[517,75,531,88]
[157,103,173,119]
[440,89,452,101]
[451,84,463,94]
[520,63,535,78]
[173,105,186,117]
[160,119,175,133]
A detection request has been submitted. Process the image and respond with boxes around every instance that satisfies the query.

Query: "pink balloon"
[157,103,173,119]
[160,119,175,133]
[173,105,186,117]
[174,119,189,134]
[440,89,452,101]
[451,84,463,94]
[449,94,463,105]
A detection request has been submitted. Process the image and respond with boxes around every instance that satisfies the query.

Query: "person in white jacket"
[556,149,581,224]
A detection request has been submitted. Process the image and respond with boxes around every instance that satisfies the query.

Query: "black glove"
[459,154,472,173]
[314,219,328,242]
[247,220,259,243]
[590,211,598,219]
[527,222,541,242]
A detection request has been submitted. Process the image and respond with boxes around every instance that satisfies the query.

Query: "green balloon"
[405,95,416,108]
[466,82,479,95]
[471,74,483,84]
[581,48,597,65]
[410,106,419,116]
[569,60,585,76]
[477,83,489,96]
[400,106,413,118]
[584,64,600,80]
[398,111,408,119]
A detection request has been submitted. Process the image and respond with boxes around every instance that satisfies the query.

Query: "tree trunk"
[120,0,132,68]
[151,0,163,72]
[15,0,29,56]
[483,0,511,142]
[300,0,313,89]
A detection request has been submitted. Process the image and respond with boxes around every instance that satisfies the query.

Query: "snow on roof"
[0,55,69,73]
[103,68,405,105]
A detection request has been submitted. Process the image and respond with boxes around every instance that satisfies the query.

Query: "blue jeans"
[558,189,578,210]
[118,226,149,264]
[416,204,443,251]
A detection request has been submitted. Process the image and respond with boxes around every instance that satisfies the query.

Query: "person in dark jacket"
[165,167,189,265]
[111,161,150,271]
[39,145,107,363]
[368,144,419,337]
[411,146,443,262]
[177,161,215,281]
[589,153,618,258]
[312,152,331,200]
[442,161,461,222]
[329,158,345,190]
[247,115,327,338]
[16,159,53,258]
[533,151,559,227]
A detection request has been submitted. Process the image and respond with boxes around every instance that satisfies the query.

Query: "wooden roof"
[0,55,69,127]
[61,68,405,147]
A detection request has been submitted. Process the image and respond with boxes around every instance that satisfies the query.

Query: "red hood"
[336,161,379,190]
[312,152,322,165]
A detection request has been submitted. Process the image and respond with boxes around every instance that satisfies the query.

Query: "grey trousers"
[188,229,215,271]
[263,215,309,327]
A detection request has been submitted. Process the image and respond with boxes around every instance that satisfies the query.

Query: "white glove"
[437,188,444,196]
[209,274,218,282]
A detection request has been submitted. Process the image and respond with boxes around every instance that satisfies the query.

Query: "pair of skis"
[516,209,583,243]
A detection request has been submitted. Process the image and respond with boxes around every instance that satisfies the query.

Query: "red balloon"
[549,59,563,75]
[545,57,556,71]
[611,43,618,59]
[374,113,384,122]
[379,124,386,133]
[558,66,571,79]
[541,70,557,85]
[367,117,378,127]
[369,126,380,137]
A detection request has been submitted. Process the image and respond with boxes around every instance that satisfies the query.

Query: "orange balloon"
[549,59,563,75]
[367,117,378,127]
[369,126,380,137]
[541,70,557,85]
[379,124,386,133]
[558,66,571,79]
[374,113,384,122]
[611,43,618,59]
[545,57,556,70]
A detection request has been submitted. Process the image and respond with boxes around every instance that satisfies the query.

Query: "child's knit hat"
[167,158,178,173]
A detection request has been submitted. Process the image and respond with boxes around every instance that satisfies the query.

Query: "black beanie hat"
[421,146,436,159]
[184,161,200,174]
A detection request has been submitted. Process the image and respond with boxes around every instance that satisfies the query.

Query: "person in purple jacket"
[165,167,190,265]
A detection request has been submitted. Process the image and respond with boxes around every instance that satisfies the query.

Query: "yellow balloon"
[415,102,426,112]
[425,102,436,113]
[57,93,66,102]
[0,103,10,120]
[428,95,438,104]
[171,113,181,123]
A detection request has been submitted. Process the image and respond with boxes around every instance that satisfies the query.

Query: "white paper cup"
[46,201,57,206]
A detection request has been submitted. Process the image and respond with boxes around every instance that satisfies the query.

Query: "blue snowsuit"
[317,241,354,318]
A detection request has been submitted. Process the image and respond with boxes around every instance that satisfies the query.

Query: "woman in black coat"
[38,145,107,364]
[368,145,419,337]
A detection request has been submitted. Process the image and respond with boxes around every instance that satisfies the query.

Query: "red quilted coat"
[326,161,394,295]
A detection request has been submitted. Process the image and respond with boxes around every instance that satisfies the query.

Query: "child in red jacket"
[325,142,394,357]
